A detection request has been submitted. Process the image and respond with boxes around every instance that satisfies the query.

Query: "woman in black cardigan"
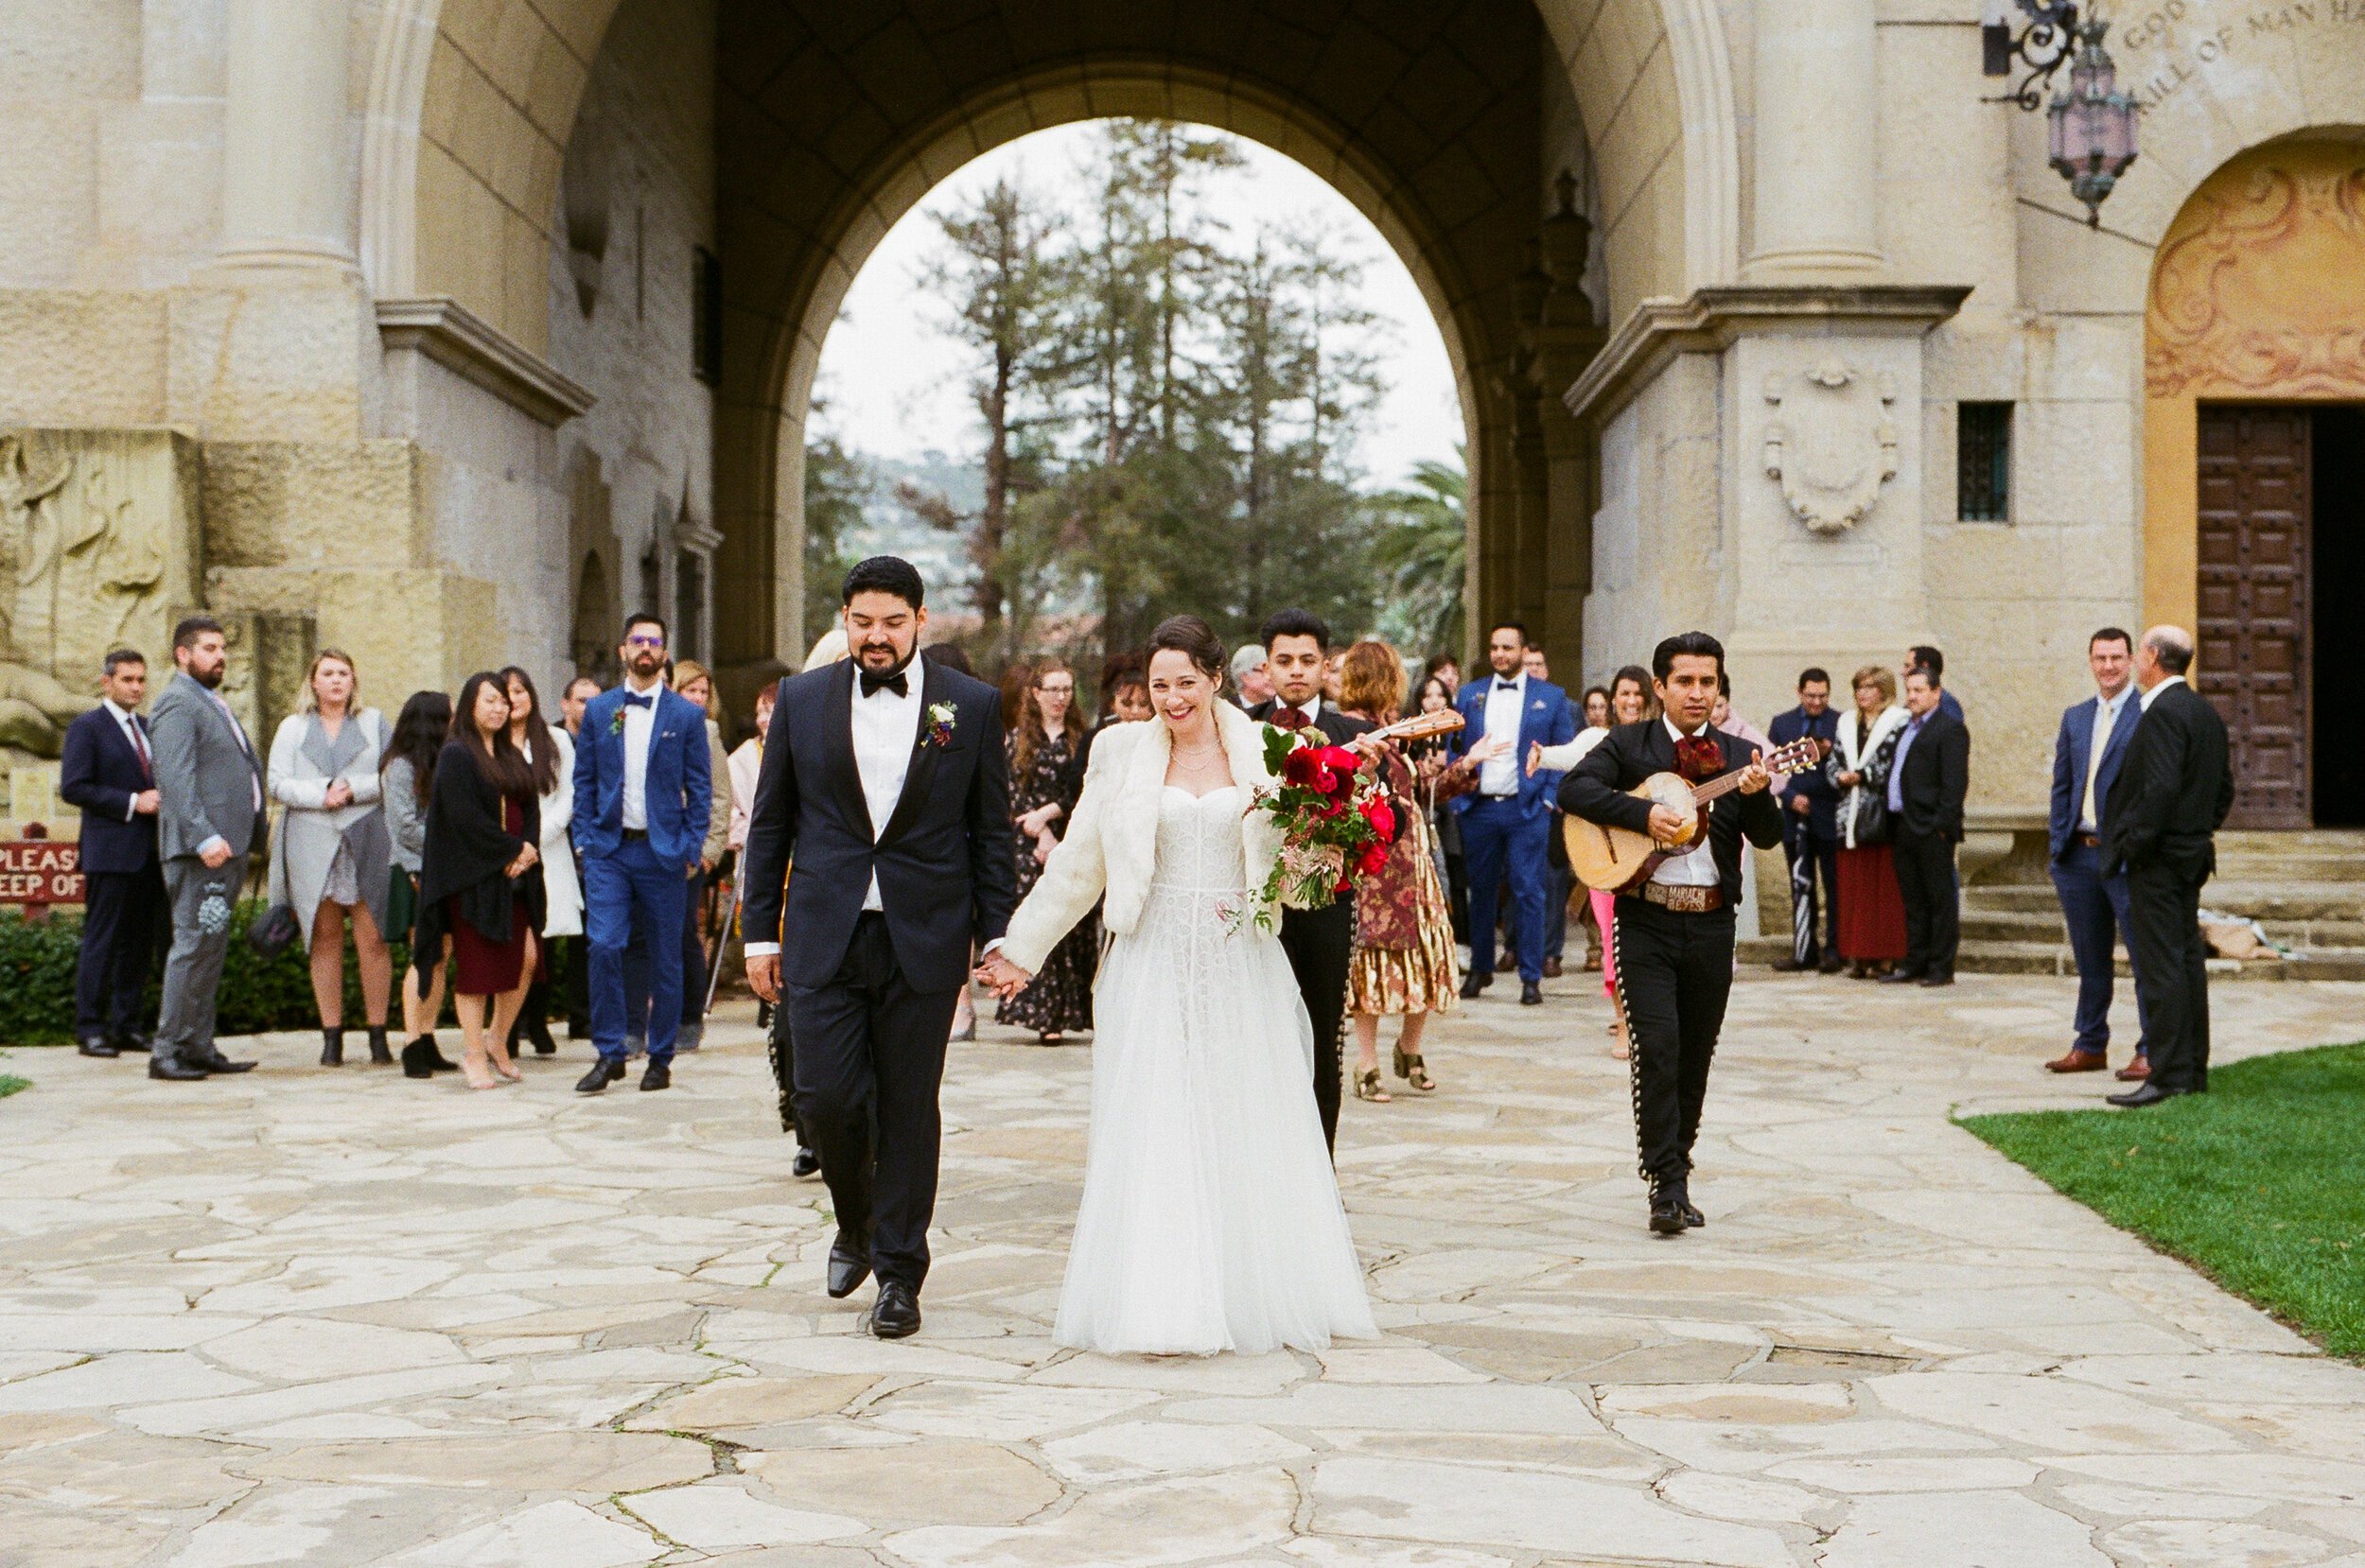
[412,671,546,1088]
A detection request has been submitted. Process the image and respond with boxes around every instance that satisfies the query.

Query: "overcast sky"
[811,122,1463,488]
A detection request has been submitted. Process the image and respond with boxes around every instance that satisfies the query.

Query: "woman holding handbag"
[1829,665,1911,978]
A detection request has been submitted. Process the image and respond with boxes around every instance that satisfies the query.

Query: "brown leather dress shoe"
[2043,1051,2107,1073]
[2114,1056,2151,1082]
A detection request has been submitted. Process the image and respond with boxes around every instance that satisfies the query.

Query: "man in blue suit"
[571,612,712,1094]
[1450,620,1577,1004]
[60,648,168,1058]
[2043,627,2148,1077]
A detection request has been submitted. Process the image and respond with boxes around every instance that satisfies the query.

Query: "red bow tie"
[1674,735,1723,782]
[1270,706,1309,730]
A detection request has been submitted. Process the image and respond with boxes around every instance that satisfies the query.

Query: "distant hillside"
[844,449,982,595]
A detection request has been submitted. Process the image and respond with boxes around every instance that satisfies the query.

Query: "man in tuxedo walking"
[1247,608,1370,1152]
[1449,620,1577,1006]
[572,612,712,1095]
[149,617,263,1081]
[743,557,1015,1339]
[1562,633,1781,1233]
[1885,665,1971,986]
[61,648,170,1058]
[1767,668,1843,973]
[2043,628,2149,1078]
[2102,626,2234,1108]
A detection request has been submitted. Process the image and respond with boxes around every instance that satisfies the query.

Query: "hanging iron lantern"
[2046,21,2139,226]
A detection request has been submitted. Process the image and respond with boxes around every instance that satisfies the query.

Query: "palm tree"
[1373,449,1466,656]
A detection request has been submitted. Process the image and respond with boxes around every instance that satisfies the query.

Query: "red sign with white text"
[0,840,81,904]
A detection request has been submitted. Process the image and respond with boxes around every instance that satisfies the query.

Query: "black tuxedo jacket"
[1559,721,1783,905]
[61,706,159,875]
[740,656,1017,992]
[1895,707,1971,843]
[2100,680,2234,880]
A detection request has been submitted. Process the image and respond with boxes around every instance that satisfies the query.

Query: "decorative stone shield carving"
[1761,360,1900,534]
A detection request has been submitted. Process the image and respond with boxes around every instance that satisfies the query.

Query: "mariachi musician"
[1554,632,1781,1235]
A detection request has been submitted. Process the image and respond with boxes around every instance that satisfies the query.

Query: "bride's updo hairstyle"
[1145,615,1229,693]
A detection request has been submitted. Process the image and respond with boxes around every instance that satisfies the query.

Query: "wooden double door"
[2197,404,2365,828]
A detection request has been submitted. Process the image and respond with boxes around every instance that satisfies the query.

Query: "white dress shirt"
[850,658,925,911]
[1652,716,1721,888]
[103,699,147,821]
[619,671,664,829]
[1479,671,1526,796]
[2139,672,2185,711]
[2079,685,2134,831]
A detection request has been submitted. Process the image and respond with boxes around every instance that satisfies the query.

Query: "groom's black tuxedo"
[741,654,1016,1294]
[1249,697,1373,1153]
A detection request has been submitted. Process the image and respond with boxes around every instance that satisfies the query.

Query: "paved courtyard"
[3,970,2363,1567]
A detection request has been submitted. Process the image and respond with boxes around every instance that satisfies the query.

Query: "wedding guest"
[267,649,395,1067]
[499,666,575,1058]
[998,659,1095,1044]
[1886,664,1970,986]
[728,680,778,1031]
[1449,621,1576,1005]
[1529,690,1622,1057]
[1231,643,1274,708]
[1595,668,1656,1056]
[1582,685,1612,730]
[1905,644,1967,723]
[1407,672,1468,940]
[412,671,544,1090]
[148,617,261,1080]
[1077,652,1148,775]
[1340,641,1456,1101]
[2044,628,2148,1078]
[1516,646,1578,978]
[560,675,600,739]
[628,657,731,1055]
[1828,666,1910,978]
[1423,653,1462,695]
[61,648,169,1058]
[383,690,459,1076]
[1573,684,1614,969]
[1768,668,1844,973]
[572,613,711,1095]
[2101,626,2234,1108]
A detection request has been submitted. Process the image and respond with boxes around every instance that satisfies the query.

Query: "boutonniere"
[922,701,957,749]
[607,708,626,738]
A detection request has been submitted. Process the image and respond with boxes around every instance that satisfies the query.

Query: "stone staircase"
[1742,827,2365,981]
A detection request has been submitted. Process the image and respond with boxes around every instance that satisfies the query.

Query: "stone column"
[1749,0,1881,274]
[218,0,353,269]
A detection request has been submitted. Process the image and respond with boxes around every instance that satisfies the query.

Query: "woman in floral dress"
[997,659,1096,1042]
[1339,641,1458,1101]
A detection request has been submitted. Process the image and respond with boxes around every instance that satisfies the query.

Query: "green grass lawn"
[0,1075,26,1099]
[1960,1041,2365,1359]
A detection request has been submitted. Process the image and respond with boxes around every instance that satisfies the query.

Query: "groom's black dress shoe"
[2107,1081,2193,1109]
[869,1281,921,1340]
[826,1232,871,1299]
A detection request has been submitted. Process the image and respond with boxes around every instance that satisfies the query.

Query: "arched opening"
[2144,136,2365,827]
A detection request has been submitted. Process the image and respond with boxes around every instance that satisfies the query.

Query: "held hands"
[132,789,160,815]
[975,951,1033,1000]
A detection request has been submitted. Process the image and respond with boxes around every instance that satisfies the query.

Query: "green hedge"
[0,903,571,1046]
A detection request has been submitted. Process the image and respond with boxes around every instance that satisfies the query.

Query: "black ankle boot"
[367,1025,393,1065]
[423,1035,459,1072]
[320,1028,344,1067]
[1648,1176,1689,1236]
[400,1037,437,1079]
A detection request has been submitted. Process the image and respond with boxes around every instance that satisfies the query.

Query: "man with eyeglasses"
[570,612,712,1093]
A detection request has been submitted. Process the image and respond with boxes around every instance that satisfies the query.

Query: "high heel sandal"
[1356,1068,1393,1103]
[1392,1046,1435,1092]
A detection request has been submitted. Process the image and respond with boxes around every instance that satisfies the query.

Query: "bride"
[976,616,1378,1356]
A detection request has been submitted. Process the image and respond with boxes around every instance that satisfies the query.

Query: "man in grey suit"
[148,616,263,1080]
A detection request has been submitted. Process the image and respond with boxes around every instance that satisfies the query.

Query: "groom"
[742,556,1016,1340]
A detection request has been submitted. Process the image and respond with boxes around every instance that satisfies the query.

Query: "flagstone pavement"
[4,970,2363,1568]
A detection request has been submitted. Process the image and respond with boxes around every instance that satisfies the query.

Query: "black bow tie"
[860,669,910,699]
[622,691,655,710]
[1497,679,1520,692]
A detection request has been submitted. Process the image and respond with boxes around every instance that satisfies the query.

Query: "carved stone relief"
[1761,360,1899,534]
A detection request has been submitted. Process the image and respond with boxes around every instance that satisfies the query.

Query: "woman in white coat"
[501,666,578,1056]
[268,650,395,1066]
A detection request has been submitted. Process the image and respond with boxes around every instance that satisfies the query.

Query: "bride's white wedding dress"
[1053,784,1377,1355]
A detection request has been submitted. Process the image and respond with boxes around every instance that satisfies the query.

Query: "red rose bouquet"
[1239,724,1396,928]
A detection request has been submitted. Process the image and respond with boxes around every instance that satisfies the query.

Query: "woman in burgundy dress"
[412,671,546,1089]
[1829,665,1911,978]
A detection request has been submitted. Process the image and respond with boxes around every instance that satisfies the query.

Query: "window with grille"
[1957,401,2012,522]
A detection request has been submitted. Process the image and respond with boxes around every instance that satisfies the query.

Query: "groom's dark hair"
[1259,607,1330,652]
[842,555,925,610]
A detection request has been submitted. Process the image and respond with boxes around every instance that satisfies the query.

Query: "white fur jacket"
[998,699,1286,974]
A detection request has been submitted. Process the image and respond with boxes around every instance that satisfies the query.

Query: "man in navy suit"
[1450,620,1577,1005]
[571,612,712,1094]
[2044,627,2149,1077]
[59,649,169,1058]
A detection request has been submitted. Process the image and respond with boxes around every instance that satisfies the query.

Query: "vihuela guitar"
[1563,735,1822,894]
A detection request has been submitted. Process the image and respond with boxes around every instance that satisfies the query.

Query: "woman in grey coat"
[267,650,395,1066]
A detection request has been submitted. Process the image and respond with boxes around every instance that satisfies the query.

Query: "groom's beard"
[857,644,917,679]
